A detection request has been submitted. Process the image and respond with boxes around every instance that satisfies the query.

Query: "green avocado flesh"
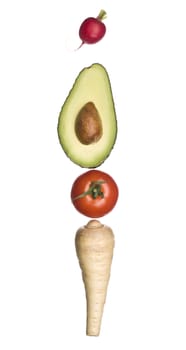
[57,63,117,168]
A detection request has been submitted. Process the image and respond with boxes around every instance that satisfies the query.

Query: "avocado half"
[57,63,117,168]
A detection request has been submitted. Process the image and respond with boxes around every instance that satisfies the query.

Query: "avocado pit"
[75,102,103,145]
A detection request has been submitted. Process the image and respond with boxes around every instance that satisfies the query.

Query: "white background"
[0,0,186,349]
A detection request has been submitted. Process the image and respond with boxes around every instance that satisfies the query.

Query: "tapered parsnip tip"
[75,220,115,336]
[86,330,100,337]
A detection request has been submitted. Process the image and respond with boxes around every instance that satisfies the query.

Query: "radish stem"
[97,9,107,21]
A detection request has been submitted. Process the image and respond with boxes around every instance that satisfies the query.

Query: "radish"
[78,9,107,49]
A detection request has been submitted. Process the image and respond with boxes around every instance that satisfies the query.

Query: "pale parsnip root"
[75,220,115,336]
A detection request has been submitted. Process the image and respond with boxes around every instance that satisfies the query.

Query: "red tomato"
[71,170,118,218]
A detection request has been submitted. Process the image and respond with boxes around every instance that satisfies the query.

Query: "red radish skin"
[78,10,107,49]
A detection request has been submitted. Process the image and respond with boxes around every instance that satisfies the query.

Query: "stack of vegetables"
[57,10,119,336]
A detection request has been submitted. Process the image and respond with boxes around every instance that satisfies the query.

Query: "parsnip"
[75,220,115,336]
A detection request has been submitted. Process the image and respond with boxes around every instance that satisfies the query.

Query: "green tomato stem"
[72,181,105,201]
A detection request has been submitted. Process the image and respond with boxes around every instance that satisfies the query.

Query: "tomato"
[71,170,118,218]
